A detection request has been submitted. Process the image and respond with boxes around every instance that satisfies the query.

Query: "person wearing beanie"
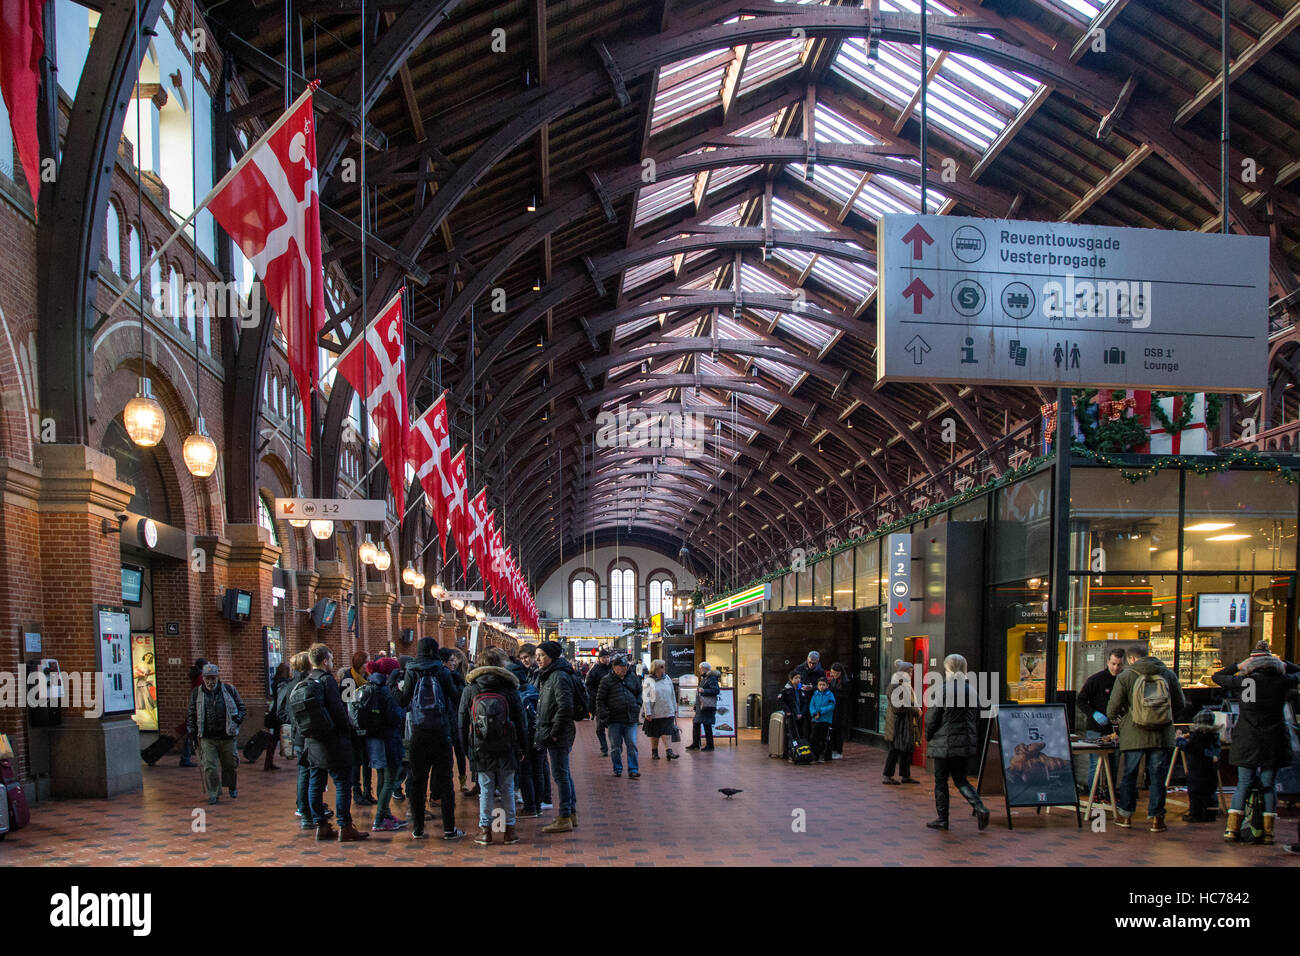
[339,650,375,808]
[186,663,246,805]
[1176,708,1222,823]
[882,661,920,785]
[1213,641,1299,844]
[396,637,465,840]
[361,658,408,832]
[535,641,580,832]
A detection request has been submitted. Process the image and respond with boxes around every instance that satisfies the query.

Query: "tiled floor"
[2,722,1297,866]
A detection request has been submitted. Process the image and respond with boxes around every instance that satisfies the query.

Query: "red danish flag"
[409,393,453,559]
[335,291,408,516]
[206,88,325,451]
[448,447,470,578]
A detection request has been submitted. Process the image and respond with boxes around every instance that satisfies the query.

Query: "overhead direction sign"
[876,214,1268,392]
[887,533,913,624]
[275,497,388,522]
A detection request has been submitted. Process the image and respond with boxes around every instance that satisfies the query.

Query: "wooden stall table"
[1072,737,1119,822]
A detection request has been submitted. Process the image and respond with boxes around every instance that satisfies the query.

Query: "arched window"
[128,224,142,293]
[105,204,122,275]
[570,574,596,619]
[257,493,283,568]
[148,248,162,305]
[168,264,184,333]
[610,566,636,618]
[648,574,675,619]
[200,300,212,353]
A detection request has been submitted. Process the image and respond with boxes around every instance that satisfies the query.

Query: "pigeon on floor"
[718,788,743,799]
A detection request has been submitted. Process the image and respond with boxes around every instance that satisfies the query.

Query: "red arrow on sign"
[902,223,933,259]
[894,602,908,617]
[902,277,933,314]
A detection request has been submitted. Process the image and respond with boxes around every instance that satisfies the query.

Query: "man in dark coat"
[1107,647,1186,832]
[795,651,826,689]
[459,647,527,845]
[925,655,989,831]
[597,654,643,778]
[397,637,465,841]
[1213,641,1300,844]
[535,641,579,832]
[585,648,612,755]
[186,662,246,805]
[300,644,368,842]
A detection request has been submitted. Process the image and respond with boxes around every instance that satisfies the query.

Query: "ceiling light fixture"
[359,535,378,566]
[373,544,391,572]
[124,379,166,447]
[1186,522,1235,532]
[1206,533,1250,541]
[309,519,334,540]
[182,417,218,477]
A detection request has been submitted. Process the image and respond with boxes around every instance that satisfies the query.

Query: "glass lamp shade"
[413,571,426,590]
[288,517,310,528]
[124,378,166,447]
[464,604,477,618]
[359,535,378,566]
[430,583,447,601]
[309,519,334,540]
[402,563,418,587]
[451,597,465,611]
[475,609,486,622]
[373,546,392,572]
[182,426,218,477]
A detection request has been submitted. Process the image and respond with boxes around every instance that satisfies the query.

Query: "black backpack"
[569,672,590,719]
[471,690,513,753]
[288,674,334,739]
[409,671,447,732]
[350,682,382,735]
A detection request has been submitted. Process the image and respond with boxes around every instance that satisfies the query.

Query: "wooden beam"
[971,83,1051,181]
[892,50,947,134]
[1069,0,1132,62]
[1175,2,1300,126]
[1062,143,1151,221]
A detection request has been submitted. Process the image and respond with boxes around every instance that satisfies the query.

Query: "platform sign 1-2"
[887,533,912,624]
[275,497,388,522]
[876,214,1268,392]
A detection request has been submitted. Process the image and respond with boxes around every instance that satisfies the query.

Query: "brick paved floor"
[2,721,1297,866]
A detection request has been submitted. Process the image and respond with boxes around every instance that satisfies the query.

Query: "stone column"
[397,595,421,654]
[33,445,138,798]
[313,560,353,664]
[222,524,282,744]
[362,582,396,656]
[0,458,43,786]
[285,568,320,657]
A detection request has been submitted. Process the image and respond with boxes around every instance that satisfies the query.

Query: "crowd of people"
[179,634,1300,849]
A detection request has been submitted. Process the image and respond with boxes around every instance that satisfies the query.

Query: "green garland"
[1071,388,1148,453]
[1071,446,1299,485]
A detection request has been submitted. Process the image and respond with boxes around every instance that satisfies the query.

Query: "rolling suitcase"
[5,780,29,831]
[789,737,816,765]
[0,784,9,840]
[140,734,176,766]
[768,711,786,758]
[242,729,274,763]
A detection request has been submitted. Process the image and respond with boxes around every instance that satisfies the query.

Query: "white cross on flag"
[469,488,489,571]
[409,393,453,560]
[206,87,325,451]
[449,447,470,577]
[335,291,408,516]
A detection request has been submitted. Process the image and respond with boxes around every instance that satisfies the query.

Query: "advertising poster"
[130,633,158,731]
[711,688,736,739]
[96,605,135,717]
[264,626,283,695]
[997,705,1077,809]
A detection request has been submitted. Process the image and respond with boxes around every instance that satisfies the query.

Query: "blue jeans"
[1117,748,1171,818]
[1230,766,1277,814]
[296,761,312,820]
[478,767,516,828]
[546,742,576,816]
[608,722,638,774]
[309,762,353,828]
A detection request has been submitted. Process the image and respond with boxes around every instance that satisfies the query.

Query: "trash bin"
[746,693,761,729]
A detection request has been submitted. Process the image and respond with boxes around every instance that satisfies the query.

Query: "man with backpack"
[290,643,369,842]
[1106,645,1186,832]
[396,637,465,841]
[597,654,643,778]
[459,646,527,845]
[536,640,582,833]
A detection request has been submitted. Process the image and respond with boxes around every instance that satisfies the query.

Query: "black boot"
[957,783,990,830]
[927,788,950,829]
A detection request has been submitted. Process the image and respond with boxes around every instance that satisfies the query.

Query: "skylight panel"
[776,312,836,351]
[706,163,760,196]
[753,356,799,386]
[740,391,777,417]
[623,256,675,291]
[737,39,804,97]
[615,315,660,342]
[810,256,874,301]
[633,174,695,226]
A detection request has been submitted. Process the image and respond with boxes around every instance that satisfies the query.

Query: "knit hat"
[416,636,439,658]
[375,657,400,676]
[1191,708,1217,732]
[539,640,563,661]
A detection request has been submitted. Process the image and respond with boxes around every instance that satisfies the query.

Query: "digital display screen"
[1196,593,1249,629]
[236,591,252,616]
[121,565,144,606]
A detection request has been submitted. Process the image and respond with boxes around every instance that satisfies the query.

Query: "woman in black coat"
[1213,642,1300,844]
[924,654,990,831]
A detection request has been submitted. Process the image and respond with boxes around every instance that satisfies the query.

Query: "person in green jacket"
[1106,646,1186,832]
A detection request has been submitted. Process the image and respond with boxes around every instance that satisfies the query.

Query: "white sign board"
[274,497,388,522]
[444,590,485,601]
[558,618,629,639]
[887,533,912,624]
[876,214,1268,392]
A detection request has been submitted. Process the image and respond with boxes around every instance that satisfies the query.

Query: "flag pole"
[104,83,320,318]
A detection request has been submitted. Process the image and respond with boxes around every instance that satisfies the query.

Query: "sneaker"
[503,826,519,845]
[518,808,541,818]
[684,744,700,751]
[443,828,466,841]
[411,829,427,840]
[882,777,900,785]
[652,752,660,760]
[229,788,238,799]
[371,817,404,832]
[831,753,843,760]
[384,815,408,829]
[474,826,492,845]
[1282,843,1300,854]
[901,778,920,785]
[1149,816,1167,833]
[1116,813,1133,829]
[541,801,553,809]
[613,771,622,777]
[600,750,609,758]
[208,796,219,805]
[629,771,640,779]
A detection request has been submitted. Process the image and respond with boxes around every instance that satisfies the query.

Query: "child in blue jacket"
[810,679,836,764]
